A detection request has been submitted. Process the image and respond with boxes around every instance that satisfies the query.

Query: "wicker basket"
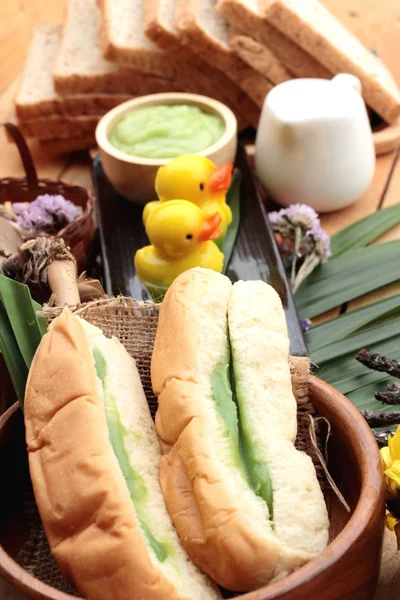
[0,123,96,270]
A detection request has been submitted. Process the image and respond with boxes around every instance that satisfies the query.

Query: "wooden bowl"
[95,93,238,204]
[0,376,385,600]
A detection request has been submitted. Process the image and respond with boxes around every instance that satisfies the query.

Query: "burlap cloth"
[17,298,326,598]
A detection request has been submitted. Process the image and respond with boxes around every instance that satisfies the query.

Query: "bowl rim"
[95,92,237,166]
[0,376,385,600]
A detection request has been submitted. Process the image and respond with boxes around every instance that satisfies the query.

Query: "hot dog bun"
[24,307,220,600]
[152,268,329,591]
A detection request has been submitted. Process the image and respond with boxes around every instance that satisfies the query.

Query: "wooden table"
[0,0,400,598]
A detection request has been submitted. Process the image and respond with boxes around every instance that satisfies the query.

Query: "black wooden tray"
[92,145,307,356]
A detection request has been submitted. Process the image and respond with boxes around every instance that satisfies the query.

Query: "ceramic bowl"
[0,376,385,600]
[95,93,238,204]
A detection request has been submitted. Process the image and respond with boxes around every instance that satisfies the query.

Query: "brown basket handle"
[1,122,38,189]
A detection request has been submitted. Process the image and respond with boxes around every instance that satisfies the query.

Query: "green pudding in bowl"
[108,104,225,158]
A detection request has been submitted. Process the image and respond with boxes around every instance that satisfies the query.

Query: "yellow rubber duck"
[135,200,224,290]
[143,155,233,241]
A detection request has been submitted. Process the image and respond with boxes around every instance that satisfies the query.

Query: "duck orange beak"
[209,163,233,193]
[198,212,222,241]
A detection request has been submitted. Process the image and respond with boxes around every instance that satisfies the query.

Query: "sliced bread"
[54,0,183,95]
[19,115,101,140]
[175,0,272,107]
[258,0,400,123]
[217,0,331,80]
[56,0,257,127]
[114,0,262,127]
[16,25,132,119]
[229,27,292,84]
[97,0,183,77]
[144,0,185,52]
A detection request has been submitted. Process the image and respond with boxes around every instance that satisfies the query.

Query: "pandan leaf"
[222,169,241,274]
[0,301,28,405]
[295,241,400,318]
[311,317,400,364]
[32,300,48,336]
[316,342,393,386]
[0,275,46,368]
[304,208,400,419]
[347,377,396,411]
[307,294,400,352]
[315,339,400,394]
[330,203,400,258]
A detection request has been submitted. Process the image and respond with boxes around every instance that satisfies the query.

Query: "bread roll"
[24,306,220,600]
[152,268,329,591]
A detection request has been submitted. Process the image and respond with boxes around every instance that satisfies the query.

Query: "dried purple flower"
[268,203,331,292]
[12,194,82,234]
[300,318,312,332]
[306,225,331,263]
[268,209,286,226]
[285,204,319,230]
[12,203,27,215]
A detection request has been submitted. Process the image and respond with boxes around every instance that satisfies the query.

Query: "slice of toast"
[229,27,292,84]
[56,0,258,127]
[16,25,133,119]
[217,0,331,80]
[257,0,400,123]
[175,0,272,107]
[131,0,262,127]
[53,0,183,94]
[144,0,184,52]
[97,0,184,77]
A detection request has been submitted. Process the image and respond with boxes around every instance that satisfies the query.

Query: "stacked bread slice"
[217,0,400,124]
[15,0,400,153]
[15,0,264,151]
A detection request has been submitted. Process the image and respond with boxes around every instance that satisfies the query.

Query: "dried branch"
[375,383,400,405]
[356,348,400,378]
[361,409,400,428]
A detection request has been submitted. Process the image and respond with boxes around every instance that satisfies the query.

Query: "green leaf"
[32,300,48,336]
[322,348,400,386]
[295,241,400,318]
[330,203,400,258]
[346,377,396,411]
[307,294,400,352]
[316,339,400,394]
[311,317,400,364]
[0,301,28,405]
[316,348,386,386]
[222,169,241,274]
[0,275,46,368]
[303,207,400,418]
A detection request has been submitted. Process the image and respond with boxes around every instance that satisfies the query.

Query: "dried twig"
[356,348,400,378]
[361,409,400,428]
[375,383,400,405]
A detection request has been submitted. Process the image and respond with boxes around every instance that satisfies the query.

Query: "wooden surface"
[0,0,400,598]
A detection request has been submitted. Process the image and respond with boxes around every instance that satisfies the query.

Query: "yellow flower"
[380,426,400,549]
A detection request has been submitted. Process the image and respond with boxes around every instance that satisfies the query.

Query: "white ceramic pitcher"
[255,74,376,213]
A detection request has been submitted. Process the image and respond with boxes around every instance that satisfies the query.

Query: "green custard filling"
[108,104,225,159]
[93,348,169,562]
[210,365,243,473]
[211,348,274,520]
[238,398,274,519]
